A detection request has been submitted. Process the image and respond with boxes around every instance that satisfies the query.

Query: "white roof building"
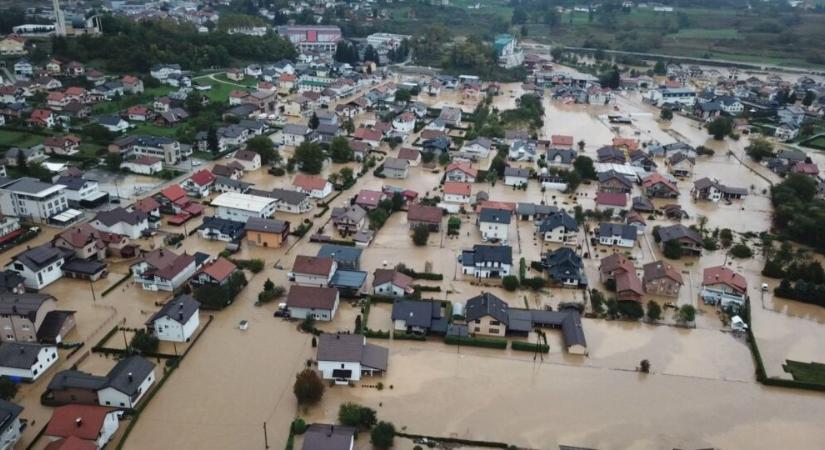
[211,192,278,221]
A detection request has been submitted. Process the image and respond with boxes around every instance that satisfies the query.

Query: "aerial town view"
[1,0,825,449]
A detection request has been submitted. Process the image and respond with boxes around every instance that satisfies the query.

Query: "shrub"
[258,286,285,303]
[338,402,377,430]
[371,422,396,449]
[502,275,520,291]
[293,369,324,404]
[130,329,159,354]
[0,377,19,401]
[730,243,753,259]
[677,304,696,324]
[444,335,507,349]
[291,418,308,435]
[511,341,549,353]
[617,300,644,320]
[233,258,265,273]
[646,300,662,322]
[412,224,430,246]
[521,277,546,290]
[663,239,683,259]
[300,316,316,333]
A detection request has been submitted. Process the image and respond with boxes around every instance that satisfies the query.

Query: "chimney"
[128,372,133,382]
[75,417,82,427]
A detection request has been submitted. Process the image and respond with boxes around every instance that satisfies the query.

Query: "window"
[489,328,500,334]
[474,327,480,332]
[490,320,501,326]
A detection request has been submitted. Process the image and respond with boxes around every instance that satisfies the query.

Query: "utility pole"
[89,279,96,302]
[263,422,269,449]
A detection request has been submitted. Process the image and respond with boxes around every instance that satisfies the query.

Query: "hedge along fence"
[396,432,510,449]
[511,341,549,353]
[397,267,444,281]
[363,328,390,339]
[444,335,507,349]
[392,331,426,341]
[101,272,133,297]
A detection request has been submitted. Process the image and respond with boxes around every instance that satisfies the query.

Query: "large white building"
[211,192,278,221]
[0,177,69,224]
[494,34,524,69]
[644,87,696,107]
[276,25,341,56]
[146,295,200,342]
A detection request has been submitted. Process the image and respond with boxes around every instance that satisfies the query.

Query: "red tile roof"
[133,197,160,214]
[189,169,215,186]
[551,135,574,147]
[356,190,383,208]
[443,182,472,196]
[44,436,97,450]
[643,173,678,193]
[595,191,627,207]
[45,405,116,441]
[293,255,334,276]
[612,137,639,151]
[160,184,187,202]
[702,266,747,294]
[199,257,237,282]
[293,174,328,191]
[446,162,478,178]
[407,204,443,224]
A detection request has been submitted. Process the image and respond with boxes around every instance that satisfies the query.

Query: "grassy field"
[799,136,825,151]
[92,86,175,115]
[0,130,46,148]
[783,360,825,385]
[129,123,182,138]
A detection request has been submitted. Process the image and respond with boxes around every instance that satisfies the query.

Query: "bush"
[646,300,662,322]
[130,329,159,354]
[521,277,546,290]
[511,341,549,353]
[444,335,507,349]
[300,316,316,333]
[233,258,265,273]
[371,422,396,449]
[338,402,377,430]
[293,369,324,405]
[502,275,520,291]
[663,240,683,259]
[412,224,430,246]
[617,300,644,320]
[677,304,696,324]
[258,286,285,303]
[291,418,308,435]
[395,264,444,280]
[0,377,19,401]
[730,243,753,259]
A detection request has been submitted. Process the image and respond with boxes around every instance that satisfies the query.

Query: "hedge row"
[511,341,549,353]
[393,332,426,341]
[398,268,444,281]
[395,432,510,448]
[413,285,441,292]
[364,329,390,339]
[444,335,507,349]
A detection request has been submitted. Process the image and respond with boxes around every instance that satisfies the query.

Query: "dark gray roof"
[105,356,155,395]
[11,245,64,271]
[504,166,530,178]
[632,196,655,212]
[543,247,585,282]
[95,207,147,227]
[48,369,107,391]
[538,211,578,233]
[0,292,53,319]
[546,148,576,164]
[383,157,409,171]
[465,292,509,324]
[283,123,310,135]
[200,216,246,239]
[598,170,632,187]
[214,176,252,191]
[248,188,309,206]
[0,342,52,369]
[317,245,362,269]
[391,300,442,329]
[529,309,586,349]
[517,203,557,217]
[55,175,94,191]
[37,310,75,343]
[462,245,512,266]
[244,216,289,234]
[657,224,701,244]
[1,177,56,195]
[302,424,356,450]
[316,334,388,370]
[147,294,199,325]
[0,400,23,435]
[506,308,533,332]
[598,222,637,241]
[479,208,512,224]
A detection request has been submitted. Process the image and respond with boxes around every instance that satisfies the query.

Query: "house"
[0,342,58,381]
[249,188,312,214]
[465,292,509,337]
[302,424,356,450]
[443,182,472,204]
[354,190,383,211]
[122,75,144,94]
[503,167,530,187]
[212,163,244,180]
[392,112,416,133]
[109,135,183,165]
[277,124,311,146]
[285,285,339,321]
[293,174,333,199]
[54,223,132,260]
[422,136,451,155]
[13,59,32,77]
[508,140,537,162]
[374,269,415,298]
[598,170,633,194]
[214,176,252,194]
[667,153,695,177]
[438,107,462,126]
[131,197,161,223]
[191,257,238,287]
[612,137,639,152]
[460,138,493,159]
[146,295,200,343]
[391,299,446,335]
[91,208,149,239]
[615,269,644,303]
[445,163,478,183]
[28,109,55,128]
[537,210,578,245]
[642,261,683,297]
[121,156,163,176]
[657,224,703,256]
[382,157,409,179]
[97,356,156,408]
[44,405,120,449]
[629,150,657,172]
[0,216,21,245]
[234,150,262,171]
[130,248,197,292]
[95,115,130,133]
[198,217,245,242]
[0,400,23,450]
[406,204,442,231]
[702,266,748,309]
[290,256,336,287]
[0,36,26,56]
[182,170,215,198]
[211,192,278,221]
[599,253,635,284]
[626,211,647,235]
[777,105,806,127]
[595,192,628,214]
[316,333,388,382]
[43,135,81,156]
[791,162,819,178]
[598,223,637,248]
[691,178,748,202]
[596,146,626,164]
[5,146,46,167]
[550,135,574,148]
[0,292,74,344]
[0,177,69,224]
[545,148,576,168]
[54,176,108,208]
[5,246,66,290]
[317,245,362,271]
[516,203,556,222]
[542,247,587,288]
[461,245,512,279]
[478,208,512,241]
[245,217,290,248]
[504,130,529,145]
[642,173,679,199]
[331,205,367,235]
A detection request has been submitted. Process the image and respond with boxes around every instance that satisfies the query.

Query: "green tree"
[338,403,377,429]
[707,116,733,140]
[663,239,683,259]
[730,243,754,259]
[412,224,430,246]
[653,60,667,75]
[293,369,324,405]
[105,152,122,172]
[308,113,319,130]
[328,136,353,163]
[368,208,390,230]
[371,422,396,449]
[617,300,644,320]
[207,127,219,153]
[0,377,19,401]
[646,300,662,322]
[677,304,696,324]
[245,135,279,165]
[590,289,605,315]
[130,329,159,354]
[395,89,412,102]
[606,298,619,318]
[502,275,520,291]
[745,137,774,162]
[82,124,115,144]
[599,65,621,89]
[573,155,597,179]
[660,108,673,121]
[294,141,325,174]
[802,90,815,107]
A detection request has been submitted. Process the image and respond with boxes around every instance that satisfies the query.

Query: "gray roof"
[598,170,632,187]
[11,245,64,271]
[302,424,356,450]
[48,369,107,391]
[543,247,585,282]
[283,123,311,136]
[316,334,388,371]
[383,157,409,171]
[657,224,702,244]
[317,245,362,269]
[538,211,577,233]
[0,292,53,319]
[479,208,512,224]
[147,294,199,326]
[546,148,576,164]
[462,245,512,266]
[215,176,252,191]
[598,222,637,241]
[465,292,509,324]
[200,216,246,239]
[0,342,52,369]
[329,270,367,289]
[529,309,587,349]
[1,177,56,195]
[504,166,530,178]
[54,175,94,191]
[105,356,155,395]
[517,203,557,217]
[391,300,443,329]
[244,216,289,234]
[0,400,23,435]
[248,188,309,206]
[95,207,147,226]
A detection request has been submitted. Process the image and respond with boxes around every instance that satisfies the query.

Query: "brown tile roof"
[198,257,237,282]
[443,182,471,196]
[373,269,413,290]
[45,405,115,441]
[407,204,442,224]
[642,260,683,284]
[702,266,747,294]
[293,255,334,276]
[286,285,338,310]
[293,174,328,191]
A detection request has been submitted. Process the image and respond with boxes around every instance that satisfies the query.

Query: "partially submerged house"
[316,333,388,383]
